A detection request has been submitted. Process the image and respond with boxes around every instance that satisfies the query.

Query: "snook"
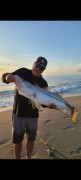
[14,75,78,123]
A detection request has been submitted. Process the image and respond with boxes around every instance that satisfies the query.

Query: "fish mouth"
[71,107,78,123]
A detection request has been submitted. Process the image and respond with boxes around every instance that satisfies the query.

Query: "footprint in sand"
[32,153,38,159]
[70,147,81,156]
[0,138,10,145]
[63,116,69,119]
[44,119,52,124]
[63,125,74,131]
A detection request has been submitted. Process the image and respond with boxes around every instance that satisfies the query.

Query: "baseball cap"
[35,56,48,69]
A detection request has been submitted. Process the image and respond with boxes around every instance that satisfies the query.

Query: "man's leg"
[25,117,38,159]
[14,142,22,159]
[25,138,34,159]
[12,113,25,159]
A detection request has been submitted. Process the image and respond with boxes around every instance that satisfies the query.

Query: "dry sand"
[0,96,81,159]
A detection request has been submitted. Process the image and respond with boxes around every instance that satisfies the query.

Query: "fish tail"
[71,107,78,123]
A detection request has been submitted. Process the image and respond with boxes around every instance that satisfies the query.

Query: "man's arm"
[1,73,15,83]
[1,68,25,84]
[1,73,10,84]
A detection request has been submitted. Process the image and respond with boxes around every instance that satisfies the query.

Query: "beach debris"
[40,138,68,159]
[14,75,78,123]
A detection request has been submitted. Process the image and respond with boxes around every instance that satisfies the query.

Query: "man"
[1,56,57,159]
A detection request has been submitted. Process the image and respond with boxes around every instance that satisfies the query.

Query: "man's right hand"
[6,74,15,83]
[47,103,57,110]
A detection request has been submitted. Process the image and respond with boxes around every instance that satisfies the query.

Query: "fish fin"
[56,92,63,97]
[44,86,54,92]
[71,107,78,124]
[45,87,63,97]
[31,101,37,109]
[34,85,54,92]
[32,101,43,111]
[62,109,70,117]
[35,102,43,111]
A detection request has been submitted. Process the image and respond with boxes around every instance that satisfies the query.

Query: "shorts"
[12,113,38,143]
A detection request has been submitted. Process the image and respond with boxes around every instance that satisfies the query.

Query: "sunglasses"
[34,63,45,71]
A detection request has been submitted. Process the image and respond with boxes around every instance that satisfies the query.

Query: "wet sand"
[0,96,81,159]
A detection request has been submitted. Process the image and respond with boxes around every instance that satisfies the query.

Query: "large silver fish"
[14,75,78,123]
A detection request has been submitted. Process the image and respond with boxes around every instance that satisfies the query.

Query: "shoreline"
[0,106,13,112]
[0,94,81,112]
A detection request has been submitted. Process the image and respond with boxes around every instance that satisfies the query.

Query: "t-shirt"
[2,68,48,118]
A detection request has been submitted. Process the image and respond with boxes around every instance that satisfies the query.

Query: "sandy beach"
[0,96,81,159]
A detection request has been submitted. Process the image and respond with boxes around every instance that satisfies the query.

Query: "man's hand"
[6,74,15,83]
[48,103,57,109]
[6,74,22,87]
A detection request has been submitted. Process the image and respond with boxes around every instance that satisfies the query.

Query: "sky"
[0,21,81,76]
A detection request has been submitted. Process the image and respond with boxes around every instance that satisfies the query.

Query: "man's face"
[32,62,45,77]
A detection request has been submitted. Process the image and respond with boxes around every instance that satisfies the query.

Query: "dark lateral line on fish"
[19,77,72,111]
[34,84,72,110]
[17,76,69,106]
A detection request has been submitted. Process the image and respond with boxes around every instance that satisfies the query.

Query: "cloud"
[0,68,4,71]
[75,64,81,72]
[44,66,64,75]
[0,65,18,76]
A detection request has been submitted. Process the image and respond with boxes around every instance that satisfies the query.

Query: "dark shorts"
[12,113,38,143]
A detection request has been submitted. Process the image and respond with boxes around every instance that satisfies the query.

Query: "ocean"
[0,75,81,110]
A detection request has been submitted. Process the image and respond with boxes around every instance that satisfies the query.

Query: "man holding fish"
[1,56,57,159]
